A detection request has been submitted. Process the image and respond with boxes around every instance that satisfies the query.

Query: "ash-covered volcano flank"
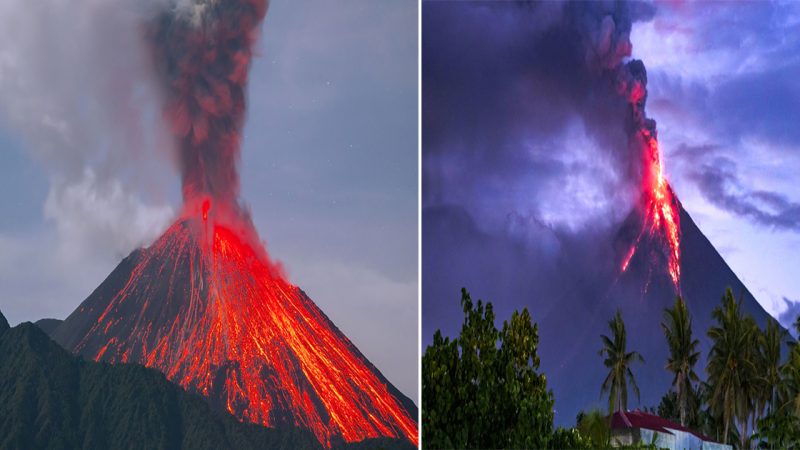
[52,202,418,448]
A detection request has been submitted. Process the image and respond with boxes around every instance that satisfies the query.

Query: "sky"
[422,0,800,339]
[630,0,800,331]
[0,0,418,400]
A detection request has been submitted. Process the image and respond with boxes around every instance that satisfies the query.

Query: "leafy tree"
[576,409,611,447]
[706,288,758,447]
[753,412,800,448]
[661,296,700,427]
[421,288,555,449]
[599,310,644,414]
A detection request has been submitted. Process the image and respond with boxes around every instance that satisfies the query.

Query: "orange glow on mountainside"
[621,132,681,291]
[70,201,418,447]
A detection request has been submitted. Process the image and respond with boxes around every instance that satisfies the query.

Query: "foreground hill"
[0,309,318,450]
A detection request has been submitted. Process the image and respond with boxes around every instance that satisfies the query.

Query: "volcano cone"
[52,213,418,448]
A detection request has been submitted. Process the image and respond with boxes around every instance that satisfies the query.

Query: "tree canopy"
[421,288,559,449]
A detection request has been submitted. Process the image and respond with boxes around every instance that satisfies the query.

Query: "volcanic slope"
[538,200,781,424]
[422,198,782,426]
[52,214,417,448]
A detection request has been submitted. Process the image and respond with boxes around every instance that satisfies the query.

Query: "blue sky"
[0,1,418,399]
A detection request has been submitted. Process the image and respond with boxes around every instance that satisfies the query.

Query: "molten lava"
[56,201,417,447]
[620,131,681,291]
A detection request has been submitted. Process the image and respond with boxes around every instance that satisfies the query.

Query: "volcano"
[535,196,781,424]
[46,0,417,446]
[51,200,417,447]
[422,194,782,426]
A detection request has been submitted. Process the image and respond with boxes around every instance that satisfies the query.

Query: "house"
[609,409,732,450]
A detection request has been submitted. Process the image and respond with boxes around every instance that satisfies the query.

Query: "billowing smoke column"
[150,0,268,207]
[575,3,682,291]
[616,59,682,291]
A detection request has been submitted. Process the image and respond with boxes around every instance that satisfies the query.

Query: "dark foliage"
[421,288,558,449]
[0,320,319,450]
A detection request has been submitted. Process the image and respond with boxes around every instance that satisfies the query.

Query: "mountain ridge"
[0,318,320,449]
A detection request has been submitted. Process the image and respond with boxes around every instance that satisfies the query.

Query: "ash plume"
[150,0,269,206]
[422,0,667,341]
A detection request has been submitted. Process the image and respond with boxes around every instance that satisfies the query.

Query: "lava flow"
[620,133,681,288]
[617,61,682,292]
[55,199,418,447]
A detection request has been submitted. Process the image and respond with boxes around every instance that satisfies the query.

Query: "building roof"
[610,409,718,444]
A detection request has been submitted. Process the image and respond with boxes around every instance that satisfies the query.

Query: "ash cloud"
[423,1,658,342]
[0,0,178,267]
[423,1,656,225]
[150,0,269,205]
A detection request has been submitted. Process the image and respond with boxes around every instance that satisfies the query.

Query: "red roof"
[610,409,718,443]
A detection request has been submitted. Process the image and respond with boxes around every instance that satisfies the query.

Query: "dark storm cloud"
[709,64,800,147]
[422,0,660,347]
[690,158,800,232]
[423,1,655,210]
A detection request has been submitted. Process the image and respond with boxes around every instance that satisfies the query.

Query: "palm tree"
[600,310,644,414]
[781,344,800,418]
[706,288,757,447]
[661,295,700,427]
[758,319,786,417]
[795,315,800,337]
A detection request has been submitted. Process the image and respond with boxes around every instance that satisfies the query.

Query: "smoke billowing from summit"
[150,0,268,206]
[422,1,679,344]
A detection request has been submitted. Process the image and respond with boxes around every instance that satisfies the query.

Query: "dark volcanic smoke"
[151,0,268,205]
[51,1,419,447]
[617,61,682,291]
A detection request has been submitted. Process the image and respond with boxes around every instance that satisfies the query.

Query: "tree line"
[421,287,800,449]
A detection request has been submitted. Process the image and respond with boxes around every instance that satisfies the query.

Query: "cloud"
[44,168,173,263]
[0,0,178,261]
[778,297,800,338]
[690,158,800,232]
[422,1,659,238]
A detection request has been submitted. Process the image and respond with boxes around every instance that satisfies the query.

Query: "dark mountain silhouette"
[33,318,62,335]
[0,310,319,450]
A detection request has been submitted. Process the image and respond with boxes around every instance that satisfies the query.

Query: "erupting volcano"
[51,0,417,447]
[617,61,681,292]
[52,200,417,447]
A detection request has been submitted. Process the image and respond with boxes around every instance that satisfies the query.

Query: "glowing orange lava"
[621,132,681,291]
[67,203,417,447]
